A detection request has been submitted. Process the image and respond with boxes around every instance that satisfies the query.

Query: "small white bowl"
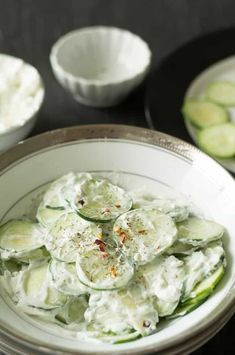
[0,54,45,152]
[50,27,151,107]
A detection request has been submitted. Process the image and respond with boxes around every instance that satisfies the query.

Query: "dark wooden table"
[1,0,235,354]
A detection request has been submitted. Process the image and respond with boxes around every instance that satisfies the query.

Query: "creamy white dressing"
[138,256,185,316]
[85,291,132,334]
[182,242,224,300]
[0,55,43,133]
[50,260,88,295]
[9,261,67,309]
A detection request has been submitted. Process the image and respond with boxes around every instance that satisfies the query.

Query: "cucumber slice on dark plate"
[206,81,235,106]
[198,122,235,158]
[182,100,228,129]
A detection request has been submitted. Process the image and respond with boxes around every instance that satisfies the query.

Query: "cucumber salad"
[0,173,226,343]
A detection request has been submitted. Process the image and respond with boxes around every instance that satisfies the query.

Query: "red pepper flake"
[120,231,128,244]
[113,226,128,243]
[94,239,106,252]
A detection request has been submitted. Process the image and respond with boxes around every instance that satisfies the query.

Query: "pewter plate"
[0,125,235,355]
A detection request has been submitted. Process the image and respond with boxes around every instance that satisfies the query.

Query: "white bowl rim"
[0,53,45,137]
[0,124,235,355]
[50,26,152,86]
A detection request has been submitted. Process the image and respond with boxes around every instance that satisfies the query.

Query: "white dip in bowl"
[0,54,44,150]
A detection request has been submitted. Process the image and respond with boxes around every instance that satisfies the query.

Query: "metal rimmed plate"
[0,124,235,355]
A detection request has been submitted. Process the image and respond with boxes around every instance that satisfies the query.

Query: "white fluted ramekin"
[50,27,151,107]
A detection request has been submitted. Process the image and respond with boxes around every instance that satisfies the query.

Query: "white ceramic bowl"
[0,125,235,355]
[0,54,45,152]
[50,27,151,107]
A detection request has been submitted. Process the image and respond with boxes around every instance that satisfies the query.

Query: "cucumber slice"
[198,123,235,158]
[36,173,75,228]
[165,241,199,256]
[55,296,88,325]
[169,264,224,318]
[0,259,23,274]
[133,197,189,222]
[162,204,189,223]
[46,212,101,262]
[36,173,92,228]
[36,173,75,227]
[167,297,205,319]
[49,259,89,295]
[17,261,67,309]
[190,263,224,299]
[37,205,69,229]
[76,247,134,290]
[177,217,224,246]
[182,100,228,129]
[17,247,50,263]
[83,328,141,344]
[182,242,225,301]
[206,81,235,106]
[105,331,141,344]
[0,220,45,259]
[18,304,59,322]
[76,178,132,223]
[113,208,177,265]
[137,256,185,316]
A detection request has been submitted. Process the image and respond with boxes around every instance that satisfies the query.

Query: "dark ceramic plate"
[145,27,235,163]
